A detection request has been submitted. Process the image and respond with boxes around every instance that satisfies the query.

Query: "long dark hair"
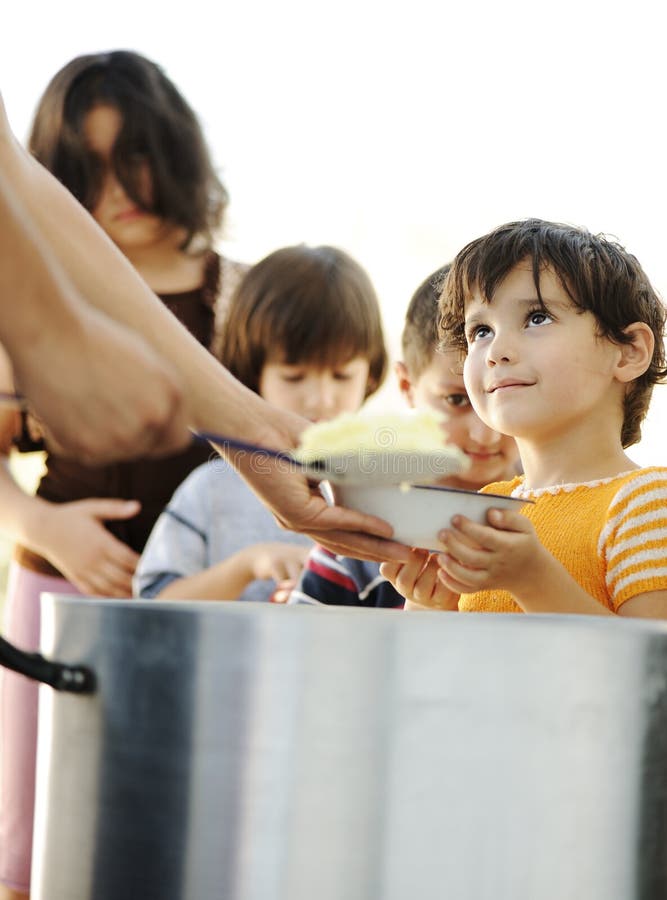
[29,50,227,249]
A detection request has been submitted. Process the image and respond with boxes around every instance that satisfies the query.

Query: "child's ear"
[614,322,654,383]
[394,361,416,407]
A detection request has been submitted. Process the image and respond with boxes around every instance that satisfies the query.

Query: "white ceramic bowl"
[324,482,528,550]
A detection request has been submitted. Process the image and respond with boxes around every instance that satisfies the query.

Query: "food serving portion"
[199,410,469,486]
[291,409,469,485]
[293,410,454,459]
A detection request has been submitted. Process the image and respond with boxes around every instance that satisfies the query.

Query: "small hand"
[435,508,545,597]
[380,549,459,610]
[38,498,141,596]
[270,578,298,604]
[250,543,310,584]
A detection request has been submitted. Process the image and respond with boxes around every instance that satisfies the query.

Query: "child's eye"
[526,310,553,327]
[443,393,471,409]
[333,371,354,381]
[467,324,492,343]
[281,372,305,383]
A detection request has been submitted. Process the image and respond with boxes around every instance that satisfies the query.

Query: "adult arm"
[0,93,410,562]
[0,164,189,462]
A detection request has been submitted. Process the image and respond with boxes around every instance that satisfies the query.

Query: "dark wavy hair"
[439,218,667,447]
[219,245,388,399]
[28,50,227,249]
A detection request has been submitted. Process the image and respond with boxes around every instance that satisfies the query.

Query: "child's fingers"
[437,566,476,595]
[485,508,531,533]
[410,555,441,606]
[409,556,460,610]
[437,554,486,594]
[439,509,527,552]
[379,560,403,583]
[271,579,297,603]
[380,548,430,598]
[284,558,307,580]
[439,530,489,570]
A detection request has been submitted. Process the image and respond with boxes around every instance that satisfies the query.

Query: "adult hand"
[12,305,191,465]
[211,411,415,563]
[34,498,141,596]
[231,460,413,563]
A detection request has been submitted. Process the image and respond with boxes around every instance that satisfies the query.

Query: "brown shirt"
[14,252,249,577]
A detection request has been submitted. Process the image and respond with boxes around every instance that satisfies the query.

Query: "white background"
[2,0,665,461]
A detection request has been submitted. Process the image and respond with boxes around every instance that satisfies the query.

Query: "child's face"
[83,104,166,252]
[258,357,371,422]
[462,262,622,443]
[397,352,519,489]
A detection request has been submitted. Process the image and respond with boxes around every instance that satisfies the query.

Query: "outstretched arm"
[157,543,310,601]
[0,92,411,562]
[0,157,189,463]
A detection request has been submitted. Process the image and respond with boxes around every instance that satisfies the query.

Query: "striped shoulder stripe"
[612,565,667,604]
[598,470,667,556]
[607,524,667,574]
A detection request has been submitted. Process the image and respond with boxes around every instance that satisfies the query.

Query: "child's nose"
[103,170,127,199]
[308,378,338,417]
[319,378,336,411]
[486,330,517,365]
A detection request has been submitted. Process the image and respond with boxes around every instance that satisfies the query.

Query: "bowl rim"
[410,484,533,504]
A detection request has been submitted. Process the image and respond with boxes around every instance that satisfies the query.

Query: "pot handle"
[0,636,96,693]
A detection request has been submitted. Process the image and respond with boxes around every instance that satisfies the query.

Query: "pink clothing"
[0,564,80,892]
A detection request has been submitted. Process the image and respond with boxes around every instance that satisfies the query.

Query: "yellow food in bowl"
[293,410,454,462]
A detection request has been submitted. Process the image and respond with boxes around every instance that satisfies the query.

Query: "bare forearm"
[0,164,91,354]
[157,551,256,601]
[512,555,615,616]
[0,459,59,554]
[0,127,286,444]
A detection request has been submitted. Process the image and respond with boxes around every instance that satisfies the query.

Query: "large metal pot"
[4,594,667,899]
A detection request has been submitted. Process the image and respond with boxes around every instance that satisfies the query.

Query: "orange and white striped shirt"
[458,467,667,614]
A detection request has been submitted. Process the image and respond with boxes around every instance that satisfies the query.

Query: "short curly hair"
[439,218,667,447]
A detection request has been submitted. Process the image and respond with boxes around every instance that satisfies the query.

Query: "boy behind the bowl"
[288,266,520,608]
